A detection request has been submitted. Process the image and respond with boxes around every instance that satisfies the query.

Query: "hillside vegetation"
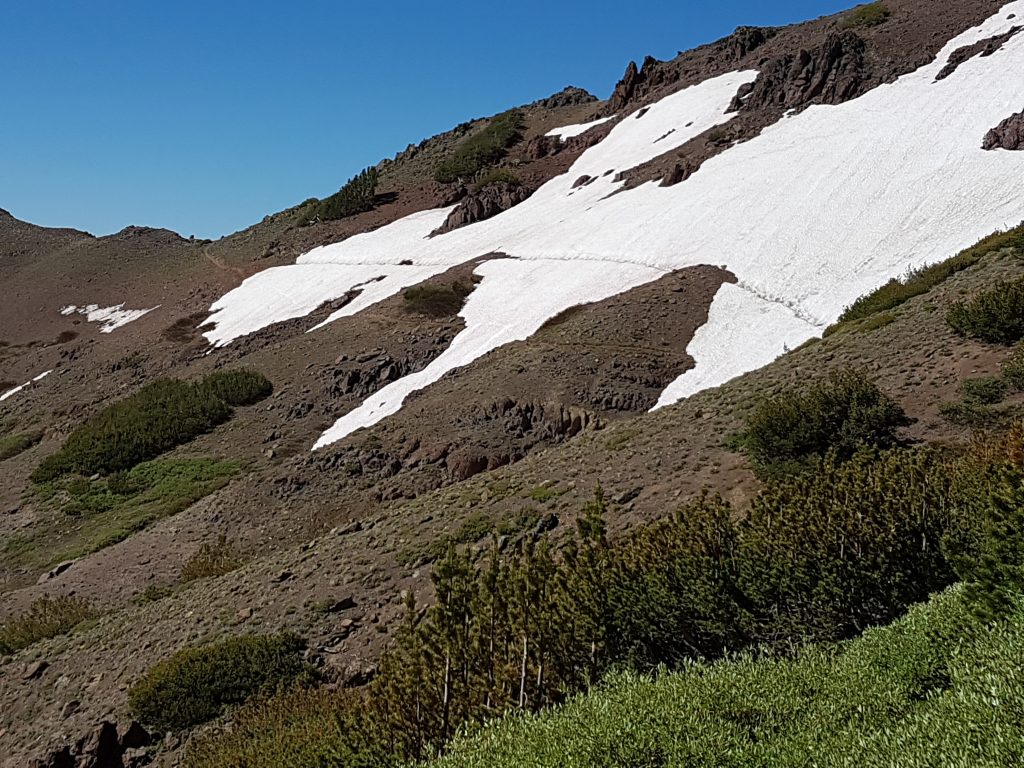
[32,369,270,481]
[180,372,1023,767]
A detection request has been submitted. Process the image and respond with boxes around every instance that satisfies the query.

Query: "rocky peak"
[532,86,598,110]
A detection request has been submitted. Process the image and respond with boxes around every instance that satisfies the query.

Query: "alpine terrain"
[3,1,1024,765]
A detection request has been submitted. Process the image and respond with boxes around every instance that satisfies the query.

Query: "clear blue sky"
[1,0,853,239]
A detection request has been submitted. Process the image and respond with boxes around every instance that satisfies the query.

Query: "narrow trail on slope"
[203,244,250,280]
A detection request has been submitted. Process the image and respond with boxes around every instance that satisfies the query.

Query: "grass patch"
[841,1,891,29]
[435,110,524,184]
[1002,344,1024,389]
[0,431,42,461]
[33,369,270,481]
[0,595,97,655]
[403,282,472,317]
[129,634,308,732]
[529,485,558,503]
[5,458,239,582]
[397,509,540,568]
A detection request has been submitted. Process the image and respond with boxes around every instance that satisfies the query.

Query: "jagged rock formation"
[531,86,598,110]
[983,110,1024,150]
[608,27,776,113]
[730,31,868,112]
[430,182,534,236]
[24,721,152,768]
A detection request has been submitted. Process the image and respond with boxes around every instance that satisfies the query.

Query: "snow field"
[203,2,1024,448]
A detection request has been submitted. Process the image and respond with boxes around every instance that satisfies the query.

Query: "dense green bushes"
[308,167,379,222]
[736,369,910,477]
[0,595,97,655]
[947,275,1024,343]
[187,430,1010,766]
[435,111,524,184]
[403,282,473,317]
[32,370,271,481]
[429,587,1024,768]
[829,224,1024,332]
[129,634,307,732]
[841,1,891,29]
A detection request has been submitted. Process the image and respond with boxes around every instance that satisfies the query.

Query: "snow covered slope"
[204,2,1024,449]
[60,303,158,333]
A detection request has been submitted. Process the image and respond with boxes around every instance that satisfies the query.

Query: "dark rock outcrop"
[936,26,1021,81]
[983,110,1024,151]
[28,721,152,768]
[730,31,868,112]
[430,182,533,236]
[607,27,775,114]
[532,86,598,110]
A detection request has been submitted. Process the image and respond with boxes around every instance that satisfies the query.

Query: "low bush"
[947,276,1024,343]
[308,167,379,222]
[435,111,524,184]
[0,595,97,654]
[475,168,521,189]
[736,369,910,477]
[940,400,1001,428]
[180,534,244,582]
[0,431,42,461]
[841,1,891,29]
[403,282,473,317]
[1002,344,1024,389]
[960,376,1008,405]
[33,370,271,481]
[128,634,308,732]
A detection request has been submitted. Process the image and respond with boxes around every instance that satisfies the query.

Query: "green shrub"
[200,369,274,406]
[32,370,271,481]
[475,169,521,189]
[128,634,307,732]
[435,111,524,184]
[403,282,473,317]
[428,588,1024,768]
[1002,344,1024,389]
[961,376,1008,405]
[737,370,910,477]
[841,1,891,28]
[0,431,42,461]
[940,400,1001,428]
[0,595,97,654]
[828,224,1024,333]
[180,534,244,582]
[947,276,1024,343]
[309,167,379,222]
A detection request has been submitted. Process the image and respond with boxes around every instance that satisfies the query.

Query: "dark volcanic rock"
[430,182,533,236]
[532,86,598,109]
[983,110,1024,151]
[936,26,1021,81]
[731,30,868,112]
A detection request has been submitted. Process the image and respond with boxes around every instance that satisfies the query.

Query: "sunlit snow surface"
[1,370,53,403]
[61,303,159,333]
[544,116,613,140]
[204,3,1024,448]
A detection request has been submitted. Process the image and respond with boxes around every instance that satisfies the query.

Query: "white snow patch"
[1,370,53,403]
[61,304,158,333]
[313,258,664,447]
[204,2,1024,449]
[653,284,818,408]
[545,116,613,140]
